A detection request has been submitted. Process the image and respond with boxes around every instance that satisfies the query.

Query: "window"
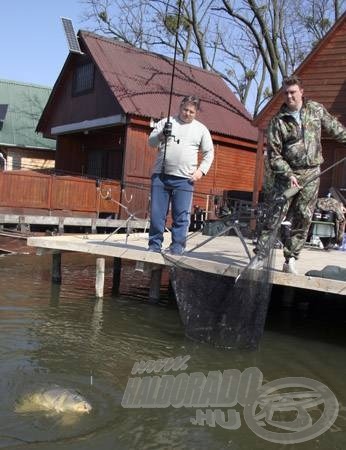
[72,62,94,95]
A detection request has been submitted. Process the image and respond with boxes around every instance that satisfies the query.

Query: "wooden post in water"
[149,266,162,303]
[112,257,122,296]
[96,258,105,298]
[282,286,295,307]
[52,252,62,284]
[167,279,176,304]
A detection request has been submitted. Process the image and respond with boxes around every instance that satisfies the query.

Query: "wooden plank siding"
[121,124,156,220]
[41,58,123,136]
[56,127,125,180]
[0,171,50,209]
[56,135,86,175]
[212,144,256,192]
[0,171,121,216]
[123,125,154,180]
[319,142,346,192]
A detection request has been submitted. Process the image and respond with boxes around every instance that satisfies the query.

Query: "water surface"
[0,253,345,449]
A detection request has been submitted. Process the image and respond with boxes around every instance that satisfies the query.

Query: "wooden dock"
[27,232,346,297]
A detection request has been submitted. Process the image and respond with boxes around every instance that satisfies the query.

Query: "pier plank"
[27,233,346,296]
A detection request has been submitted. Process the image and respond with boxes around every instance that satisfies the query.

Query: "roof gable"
[79,31,257,142]
[254,12,346,129]
[0,79,55,150]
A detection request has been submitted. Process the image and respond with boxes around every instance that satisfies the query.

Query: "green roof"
[0,79,55,150]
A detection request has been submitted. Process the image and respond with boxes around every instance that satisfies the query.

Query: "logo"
[243,376,339,444]
[121,356,339,444]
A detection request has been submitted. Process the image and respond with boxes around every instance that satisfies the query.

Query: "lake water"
[0,253,345,450]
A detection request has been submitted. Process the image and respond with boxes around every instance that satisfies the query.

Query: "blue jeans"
[149,174,194,252]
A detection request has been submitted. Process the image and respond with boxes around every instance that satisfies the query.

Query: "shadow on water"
[266,285,346,347]
[0,253,345,449]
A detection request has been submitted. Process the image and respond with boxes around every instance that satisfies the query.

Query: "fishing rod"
[280,156,346,201]
[122,180,219,200]
[161,0,183,176]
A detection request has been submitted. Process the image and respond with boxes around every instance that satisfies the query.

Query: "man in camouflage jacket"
[259,75,346,274]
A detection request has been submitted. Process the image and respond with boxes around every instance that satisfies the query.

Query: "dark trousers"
[149,174,194,252]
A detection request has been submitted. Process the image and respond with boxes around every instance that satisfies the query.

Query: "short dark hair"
[283,75,304,89]
[180,95,200,110]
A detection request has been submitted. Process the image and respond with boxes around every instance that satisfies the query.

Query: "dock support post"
[167,279,176,304]
[149,267,162,303]
[282,286,295,307]
[52,252,62,284]
[96,258,105,298]
[112,257,122,296]
[58,217,64,234]
[91,218,97,234]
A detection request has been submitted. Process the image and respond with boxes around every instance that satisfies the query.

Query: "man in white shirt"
[148,95,214,255]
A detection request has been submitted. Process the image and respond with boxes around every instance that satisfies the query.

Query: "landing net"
[164,201,285,350]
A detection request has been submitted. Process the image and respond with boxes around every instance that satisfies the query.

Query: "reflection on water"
[0,253,345,449]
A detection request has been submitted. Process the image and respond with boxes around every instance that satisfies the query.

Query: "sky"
[1,0,88,87]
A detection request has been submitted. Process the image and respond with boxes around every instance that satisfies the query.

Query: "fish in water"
[15,386,92,414]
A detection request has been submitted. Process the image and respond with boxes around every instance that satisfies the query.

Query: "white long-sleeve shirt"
[148,116,214,178]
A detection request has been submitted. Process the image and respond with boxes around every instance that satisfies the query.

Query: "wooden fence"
[0,170,121,217]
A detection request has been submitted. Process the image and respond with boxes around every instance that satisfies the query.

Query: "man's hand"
[290,175,300,188]
[190,168,204,181]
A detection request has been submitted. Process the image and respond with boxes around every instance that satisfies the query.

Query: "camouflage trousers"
[257,167,320,260]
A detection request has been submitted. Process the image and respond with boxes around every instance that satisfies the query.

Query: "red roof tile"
[80,31,258,142]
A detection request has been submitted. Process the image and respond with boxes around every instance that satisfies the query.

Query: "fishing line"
[122,180,219,200]
[161,0,183,176]
[281,156,346,201]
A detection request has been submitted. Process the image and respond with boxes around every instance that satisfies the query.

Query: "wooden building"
[36,30,258,219]
[252,12,346,205]
[0,79,55,171]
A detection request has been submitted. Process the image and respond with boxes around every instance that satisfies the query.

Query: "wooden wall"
[40,55,123,136]
[319,141,346,195]
[56,126,125,180]
[299,26,346,122]
[121,124,154,219]
[0,171,121,216]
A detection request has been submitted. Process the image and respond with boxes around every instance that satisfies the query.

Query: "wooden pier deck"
[27,232,346,296]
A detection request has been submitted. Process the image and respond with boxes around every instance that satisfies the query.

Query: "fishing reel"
[163,121,180,144]
[274,194,287,205]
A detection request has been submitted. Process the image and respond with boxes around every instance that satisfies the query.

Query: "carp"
[15,386,92,414]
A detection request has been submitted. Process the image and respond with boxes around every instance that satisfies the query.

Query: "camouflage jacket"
[267,99,346,179]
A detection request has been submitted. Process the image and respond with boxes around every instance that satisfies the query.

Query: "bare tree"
[297,0,345,42]
[80,0,159,48]
[80,0,346,114]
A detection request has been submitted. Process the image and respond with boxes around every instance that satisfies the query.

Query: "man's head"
[179,95,200,123]
[283,76,304,111]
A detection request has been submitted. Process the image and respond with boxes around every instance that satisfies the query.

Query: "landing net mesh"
[164,201,285,350]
